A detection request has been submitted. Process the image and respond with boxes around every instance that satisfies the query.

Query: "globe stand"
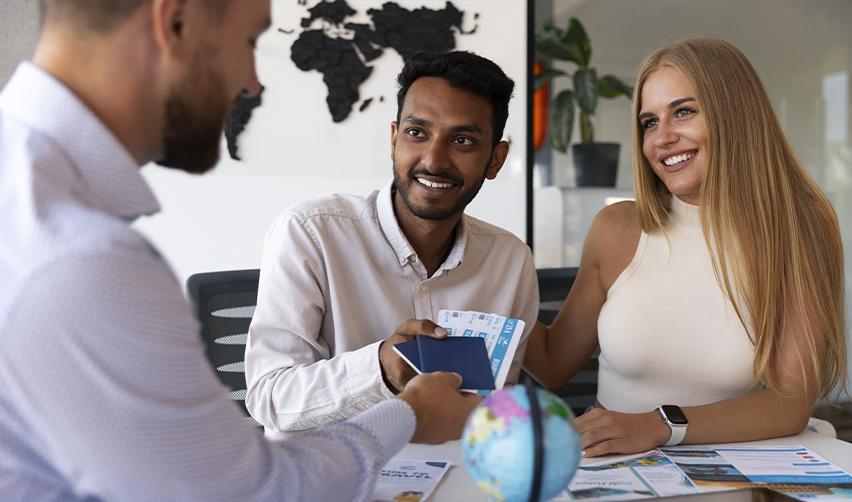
[525,378,544,502]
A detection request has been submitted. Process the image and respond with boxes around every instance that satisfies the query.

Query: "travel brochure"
[553,446,852,501]
[371,459,452,502]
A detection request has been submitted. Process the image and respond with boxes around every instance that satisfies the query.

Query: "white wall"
[0,0,39,83]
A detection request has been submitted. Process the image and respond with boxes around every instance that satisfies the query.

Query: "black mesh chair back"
[186,269,261,426]
[536,267,599,416]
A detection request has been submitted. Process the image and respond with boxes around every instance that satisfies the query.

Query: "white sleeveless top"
[596,196,758,413]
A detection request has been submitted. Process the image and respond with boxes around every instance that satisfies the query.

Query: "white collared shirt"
[245,182,539,436]
[0,62,414,502]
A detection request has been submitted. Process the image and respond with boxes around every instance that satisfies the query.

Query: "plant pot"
[572,142,619,187]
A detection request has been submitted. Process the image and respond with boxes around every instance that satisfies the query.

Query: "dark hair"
[396,51,514,147]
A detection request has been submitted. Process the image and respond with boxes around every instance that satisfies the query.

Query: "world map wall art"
[225,0,482,161]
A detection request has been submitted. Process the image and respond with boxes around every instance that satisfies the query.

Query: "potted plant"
[535,17,633,187]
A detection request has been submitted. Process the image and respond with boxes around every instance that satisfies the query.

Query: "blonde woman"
[524,37,847,457]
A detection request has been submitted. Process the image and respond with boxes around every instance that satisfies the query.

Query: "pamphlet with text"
[553,446,852,501]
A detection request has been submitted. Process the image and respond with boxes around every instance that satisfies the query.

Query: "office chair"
[186,269,261,427]
[534,267,599,416]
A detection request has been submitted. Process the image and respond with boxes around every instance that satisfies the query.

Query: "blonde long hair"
[631,37,847,398]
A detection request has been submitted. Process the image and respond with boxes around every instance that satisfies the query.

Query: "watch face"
[662,405,688,425]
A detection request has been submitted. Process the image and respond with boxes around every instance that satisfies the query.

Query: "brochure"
[553,450,699,500]
[437,309,526,390]
[662,446,852,500]
[550,446,852,501]
[371,459,452,502]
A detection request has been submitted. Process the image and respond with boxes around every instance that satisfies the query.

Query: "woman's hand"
[574,408,672,457]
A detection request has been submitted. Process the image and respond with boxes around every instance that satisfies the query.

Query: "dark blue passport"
[393,337,421,371]
[393,336,495,391]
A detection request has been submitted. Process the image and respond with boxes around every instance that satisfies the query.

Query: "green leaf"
[574,68,598,115]
[598,74,634,98]
[550,89,575,154]
[564,17,591,67]
[535,27,578,62]
[535,68,568,90]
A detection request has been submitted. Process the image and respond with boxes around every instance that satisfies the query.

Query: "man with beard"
[245,51,539,436]
[0,1,478,500]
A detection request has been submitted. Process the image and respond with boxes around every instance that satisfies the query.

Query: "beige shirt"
[597,196,757,413]
[245,181,538,436]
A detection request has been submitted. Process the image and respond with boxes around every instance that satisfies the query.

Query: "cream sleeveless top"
[596,196,758,413]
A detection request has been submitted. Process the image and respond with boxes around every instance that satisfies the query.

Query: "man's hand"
[574,408,672,457]
[397,372,481,444]
[379,319,448,393]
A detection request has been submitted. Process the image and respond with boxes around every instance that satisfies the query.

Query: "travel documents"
[552,446,852,501]
[392,336,495,391]
[393,309,526,393]
[437,309,525,390]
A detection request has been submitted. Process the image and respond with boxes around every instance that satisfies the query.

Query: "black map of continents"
[225,0,476,161]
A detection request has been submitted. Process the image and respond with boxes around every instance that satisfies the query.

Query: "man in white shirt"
[0,1,478,501]
[245,51,540,435]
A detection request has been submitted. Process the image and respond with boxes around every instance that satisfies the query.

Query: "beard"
[155,63,231,175]
[392,163,488,221]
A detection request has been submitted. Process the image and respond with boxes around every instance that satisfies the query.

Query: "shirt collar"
[376,179,468,271]
[0,62,160,221]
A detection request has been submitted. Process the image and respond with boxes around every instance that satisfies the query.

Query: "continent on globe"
[463,386,581,502]
[225,86,264,161]
[288,0,476,123]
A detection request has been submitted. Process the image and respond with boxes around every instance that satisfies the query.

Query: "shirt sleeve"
[2,250,414,502]
[245,212,394,433]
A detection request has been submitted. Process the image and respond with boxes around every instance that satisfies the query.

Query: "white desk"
[394,431,852,501]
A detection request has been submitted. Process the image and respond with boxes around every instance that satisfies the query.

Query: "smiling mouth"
[416,177,456,189]
[662,150,697,167]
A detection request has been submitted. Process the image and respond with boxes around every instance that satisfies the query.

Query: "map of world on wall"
[225,0,479,161]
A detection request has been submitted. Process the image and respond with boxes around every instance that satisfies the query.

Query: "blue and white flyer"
[552,446,852,501]
[662,445,852,498]
[371,459,452,502]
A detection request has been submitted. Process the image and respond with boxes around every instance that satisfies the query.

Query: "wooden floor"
[814,401,852,442]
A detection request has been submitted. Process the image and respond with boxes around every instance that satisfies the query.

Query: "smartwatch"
[656,405,688,446]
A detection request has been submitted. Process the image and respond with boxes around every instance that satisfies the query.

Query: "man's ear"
[151,0,188,57]
[485,140,510,180]
[390,121,398,160]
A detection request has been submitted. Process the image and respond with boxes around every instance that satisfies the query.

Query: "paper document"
[552,450,698,500]
[437,309,526,390]
[662,446,852,500]
[371,459,451,502]
[551,446,852,501]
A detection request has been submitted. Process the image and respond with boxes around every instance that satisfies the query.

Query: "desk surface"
[394,431,852,501]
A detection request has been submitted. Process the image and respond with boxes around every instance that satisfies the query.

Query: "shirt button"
[420,285,429,293]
